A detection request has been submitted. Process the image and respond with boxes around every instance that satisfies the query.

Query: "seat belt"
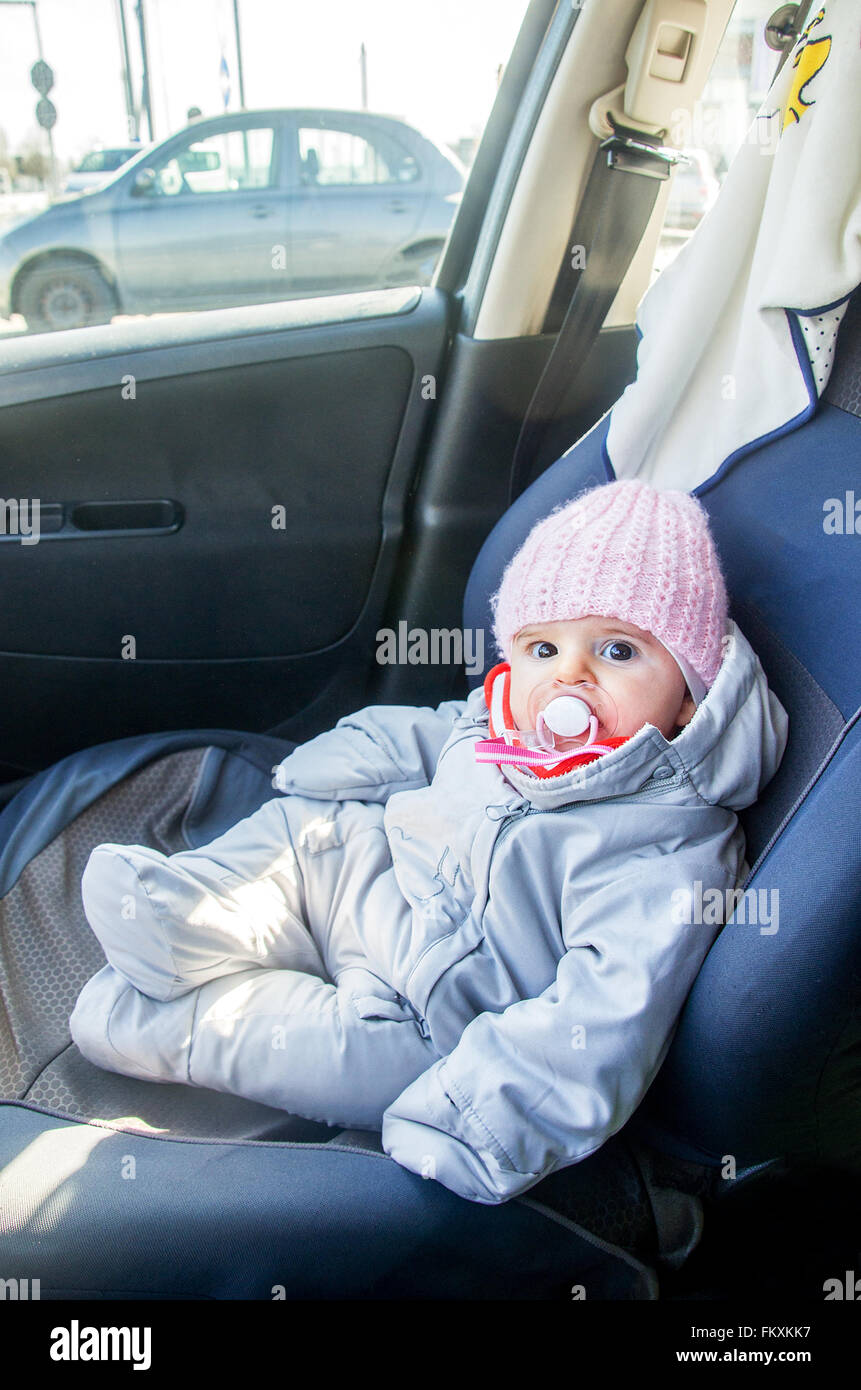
[508,123,678,505]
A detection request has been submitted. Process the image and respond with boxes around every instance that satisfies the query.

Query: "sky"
[0,0,529,166]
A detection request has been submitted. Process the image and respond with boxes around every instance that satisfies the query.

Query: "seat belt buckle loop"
[600,130,683,181]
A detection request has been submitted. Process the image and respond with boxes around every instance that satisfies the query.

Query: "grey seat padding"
[0,747,337,1143]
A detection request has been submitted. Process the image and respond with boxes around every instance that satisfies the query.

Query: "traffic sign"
[36,97,57,131]
[30,60,54,96]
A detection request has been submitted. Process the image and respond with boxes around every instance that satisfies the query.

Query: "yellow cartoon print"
[783,6,832,129]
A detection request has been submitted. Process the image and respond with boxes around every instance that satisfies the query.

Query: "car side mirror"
[131,167,158,197]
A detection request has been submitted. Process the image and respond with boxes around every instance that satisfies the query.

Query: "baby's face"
[508,615,696,747]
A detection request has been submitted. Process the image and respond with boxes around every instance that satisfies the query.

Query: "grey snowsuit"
[70,619,787,1204]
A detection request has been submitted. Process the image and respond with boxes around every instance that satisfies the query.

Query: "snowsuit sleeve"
[381,843,735,1204]
[272,700,468,803]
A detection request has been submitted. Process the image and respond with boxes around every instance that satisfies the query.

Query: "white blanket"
[606,0,861,492]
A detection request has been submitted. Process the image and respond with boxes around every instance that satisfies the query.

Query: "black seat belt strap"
[508,126,678,504]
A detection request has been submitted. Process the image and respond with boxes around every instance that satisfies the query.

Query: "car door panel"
[290,185,427,291]
[0,289,447,774]
[115,188,290,310]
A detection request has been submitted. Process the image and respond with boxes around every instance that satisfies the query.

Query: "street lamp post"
[233,0,246,109]
[134,0,155,140]
[115,0,138,142]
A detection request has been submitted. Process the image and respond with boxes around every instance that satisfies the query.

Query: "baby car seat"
[1,287,859,1301]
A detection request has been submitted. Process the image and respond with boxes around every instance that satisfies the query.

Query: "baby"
[70,479,788,1205]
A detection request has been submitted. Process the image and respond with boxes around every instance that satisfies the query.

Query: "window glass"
[152,128,275,196]
[78,148,136,173]
[651,0,783,280]
[0,0,526,336]
[299,127,407,186]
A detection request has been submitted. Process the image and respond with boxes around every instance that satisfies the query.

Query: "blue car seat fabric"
[465,285,861,1176]
[0,728,294,890]
[0,1104,659,1300]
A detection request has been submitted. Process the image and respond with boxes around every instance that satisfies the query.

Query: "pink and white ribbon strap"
[474,737,616,768]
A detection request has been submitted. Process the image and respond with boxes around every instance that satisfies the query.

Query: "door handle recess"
[70,499,182,532]
[0,499,184,542]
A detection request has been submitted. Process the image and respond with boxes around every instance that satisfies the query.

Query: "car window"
[298,126,417,186]
[0,0,529,337]
[651,0,783,281]
[150,128,276,197]
[78,149,135,173]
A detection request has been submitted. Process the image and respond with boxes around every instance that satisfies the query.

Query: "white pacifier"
[534,684,618,751]
[541,696,592,737]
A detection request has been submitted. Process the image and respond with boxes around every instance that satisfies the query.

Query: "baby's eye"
[529,641,558,659]
[601,640,636,662]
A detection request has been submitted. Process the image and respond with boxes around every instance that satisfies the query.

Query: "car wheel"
[17,258,117,333]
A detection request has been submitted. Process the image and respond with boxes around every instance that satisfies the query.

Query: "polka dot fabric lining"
[798,302,848,395]
[822,289,861,418]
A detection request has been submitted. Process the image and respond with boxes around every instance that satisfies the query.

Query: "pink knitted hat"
[491,479,728,702]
